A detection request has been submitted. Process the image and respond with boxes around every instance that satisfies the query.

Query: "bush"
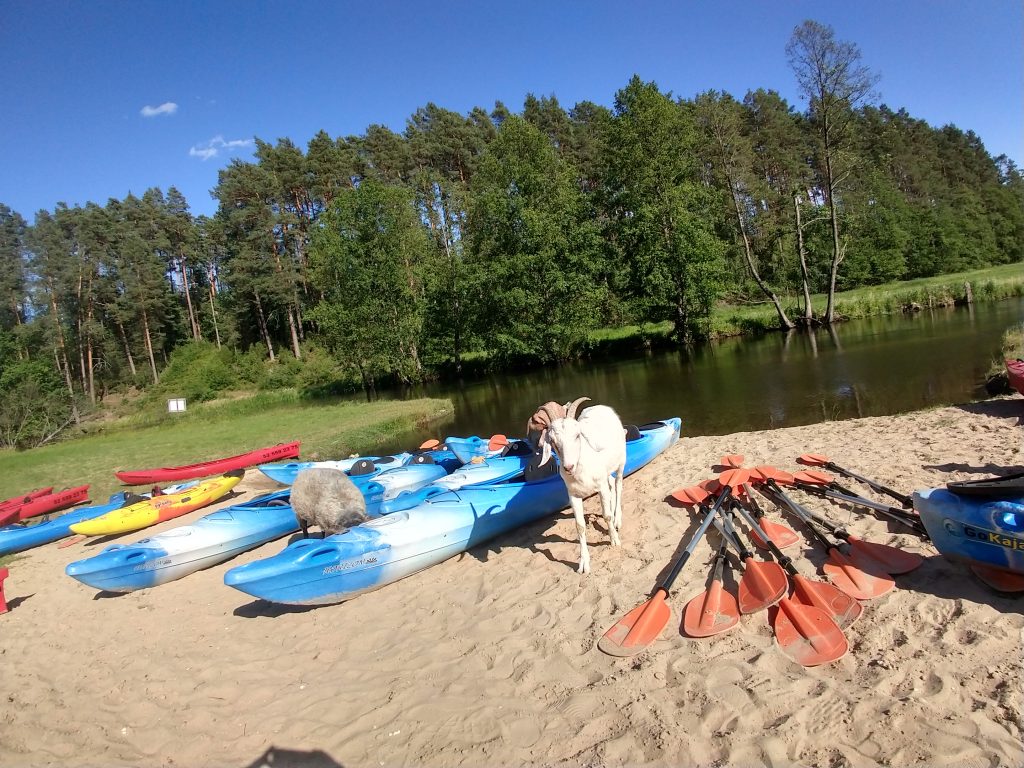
[151,341,237,403]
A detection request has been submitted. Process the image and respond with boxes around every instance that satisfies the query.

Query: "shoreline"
[1,397,1023,767]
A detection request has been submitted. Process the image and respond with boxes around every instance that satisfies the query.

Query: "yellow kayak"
[70,471,244,537]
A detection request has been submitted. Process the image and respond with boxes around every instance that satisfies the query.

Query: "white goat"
[536,397,627,574]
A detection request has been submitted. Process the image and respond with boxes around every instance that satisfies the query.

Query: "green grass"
[0,395,453,503]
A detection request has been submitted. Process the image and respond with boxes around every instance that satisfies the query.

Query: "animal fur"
[290,468,368,538]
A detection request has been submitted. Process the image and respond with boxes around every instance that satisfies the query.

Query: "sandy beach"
[1,397,1023,768]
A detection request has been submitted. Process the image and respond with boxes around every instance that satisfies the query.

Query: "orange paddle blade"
[773,597,848,666]
[790,575,863,629]
[737,558,788,614]
[418,438,441,450]
[797,453,830,466]
[719,454,744,468]
[752,465,796,486]
[793,469,835,485]
[682,580,740,638]
[846,536,923,575]
[823,549,895,600]
[487,434,509,451]
[598,590,671,657]
[969,564,1024,593]
[718,467,751,490]
[670,484,712,505]
[748,515,801,550]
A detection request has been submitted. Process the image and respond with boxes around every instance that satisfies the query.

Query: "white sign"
[167,398,187,413]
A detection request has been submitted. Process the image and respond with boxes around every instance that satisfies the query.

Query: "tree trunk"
[207,265,222,348]
[179,255,201,340]
[794,195,814,324]
[822,132,842,325]
[140,307,159,383]
[253,290,275,361]
[116,316,137,377]
[725,173,794,330]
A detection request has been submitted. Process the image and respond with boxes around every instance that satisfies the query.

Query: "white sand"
[1,398,1023,767]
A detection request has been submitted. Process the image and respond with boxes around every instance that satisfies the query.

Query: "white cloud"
[188,135,254,161]
[140,102,178,117]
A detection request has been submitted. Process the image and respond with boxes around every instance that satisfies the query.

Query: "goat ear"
[537,430,552,466]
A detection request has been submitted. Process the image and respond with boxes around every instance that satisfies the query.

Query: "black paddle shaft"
[729,498,796,574]
[658,492,729,595]
[761,483,839,553]
[824,461,913,509]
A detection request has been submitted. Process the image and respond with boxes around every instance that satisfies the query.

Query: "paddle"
[969,564,1024,593]
[728,497,862,628]
[793,469,929,537]
[719,454,744,469]
[598,495,728,657]
[681,538,740,638]
[788,473,924,575]
[756,480,895,600]
[797,453,913,509]
[418,439,441,450]
[672,480,799,551]
[741,482,800,549]
[706,504,788,614]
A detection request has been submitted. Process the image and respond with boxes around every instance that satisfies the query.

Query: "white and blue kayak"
[224,418,681,606]
[258,453,412,485]
[430,455,530,490]
[915,483,1024,576]
[65,489,297,592]
[444,435,505,464]
[0,482,197,557]
[351,462,450,500]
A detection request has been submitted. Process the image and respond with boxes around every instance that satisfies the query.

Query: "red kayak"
[1007,359,1024,396]
[115,441,301,485]
[0,485,90,526]
[0,487,53,512]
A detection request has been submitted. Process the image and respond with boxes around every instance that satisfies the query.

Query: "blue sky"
[2,1,1021,219]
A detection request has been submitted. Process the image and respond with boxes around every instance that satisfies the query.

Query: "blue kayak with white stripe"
[915,487,1024,575]
[65,489,297,592]
[224,418,681,606]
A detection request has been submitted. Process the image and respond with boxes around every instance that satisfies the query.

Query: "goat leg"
[570,496,591,574]
[602,478,621,547]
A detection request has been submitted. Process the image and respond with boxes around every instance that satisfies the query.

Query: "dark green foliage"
[1,19,1021,427]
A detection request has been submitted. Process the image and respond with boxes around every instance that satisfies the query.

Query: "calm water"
[377,297,1024,451]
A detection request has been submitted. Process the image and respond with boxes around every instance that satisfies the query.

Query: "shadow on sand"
[243,746,344,768]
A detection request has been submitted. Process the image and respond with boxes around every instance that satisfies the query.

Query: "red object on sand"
[11,485,90,523]
[1006,359,1024,396]
[114,441,301,485]
[0,567,9,614]
[0,487,54,513]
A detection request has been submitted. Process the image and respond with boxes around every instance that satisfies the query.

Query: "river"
[378,297,1024,450]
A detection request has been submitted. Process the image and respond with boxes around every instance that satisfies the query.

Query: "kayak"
[915,486,1024,575]
[430,455,530,490]
[66,489,298,592]
[115,441,300,484]
[70,472,244,537]
[351,463,450,500]
[0,487,53,512]
[224,418,681,606]
[1007,359,1024,396]
[258,453,413,486]
[0,485,91,526]
[444,435,506,464]
[258,448,461,486]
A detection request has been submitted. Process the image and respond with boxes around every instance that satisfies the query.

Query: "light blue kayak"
[0,482,197,557]
[224,418,681,605]
[444,436,503,464]
[430,455,530,490]
[65,490,297,592]
[258,453,412,485]
[915,487,1024,574]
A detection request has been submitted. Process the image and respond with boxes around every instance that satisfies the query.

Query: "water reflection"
[375,297,1024,451]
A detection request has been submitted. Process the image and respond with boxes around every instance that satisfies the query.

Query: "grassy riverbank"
[0,395,453,503]
[591,263,1024,349]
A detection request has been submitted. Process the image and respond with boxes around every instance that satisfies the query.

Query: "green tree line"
[1,21,1022,446]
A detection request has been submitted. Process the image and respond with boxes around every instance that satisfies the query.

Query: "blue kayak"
[65,490,297,592]
[444,436,503,464]
[0,482,197,557]
[915,487,1024,574]
[258,448,462,486]
[224,418,681,605]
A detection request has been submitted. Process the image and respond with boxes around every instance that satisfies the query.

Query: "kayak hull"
[0,494,128,556]
[70,473,243,537]
[225,418,681,605]
[115,442,300,485]
[915,487,1024,574]
[66,490,297,592]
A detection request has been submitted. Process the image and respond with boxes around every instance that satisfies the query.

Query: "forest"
[1,21,1022,448]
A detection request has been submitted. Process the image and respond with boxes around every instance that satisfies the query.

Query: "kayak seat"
[349,459,376,476]
[500,440,534,458]
[524,450,559,483]
[624,424,642,442]
[947,471,1024,498]
[409,454,435,465]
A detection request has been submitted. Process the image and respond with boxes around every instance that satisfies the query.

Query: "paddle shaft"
[823,461,912,509]
[728,498,796,574]
[657,495,727,595]
[797,482,928,536]
[760,483,840,553]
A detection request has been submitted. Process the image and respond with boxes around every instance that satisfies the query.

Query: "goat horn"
[565,396,591,420]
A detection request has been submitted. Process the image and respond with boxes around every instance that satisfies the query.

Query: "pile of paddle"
[598,454,925,667]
